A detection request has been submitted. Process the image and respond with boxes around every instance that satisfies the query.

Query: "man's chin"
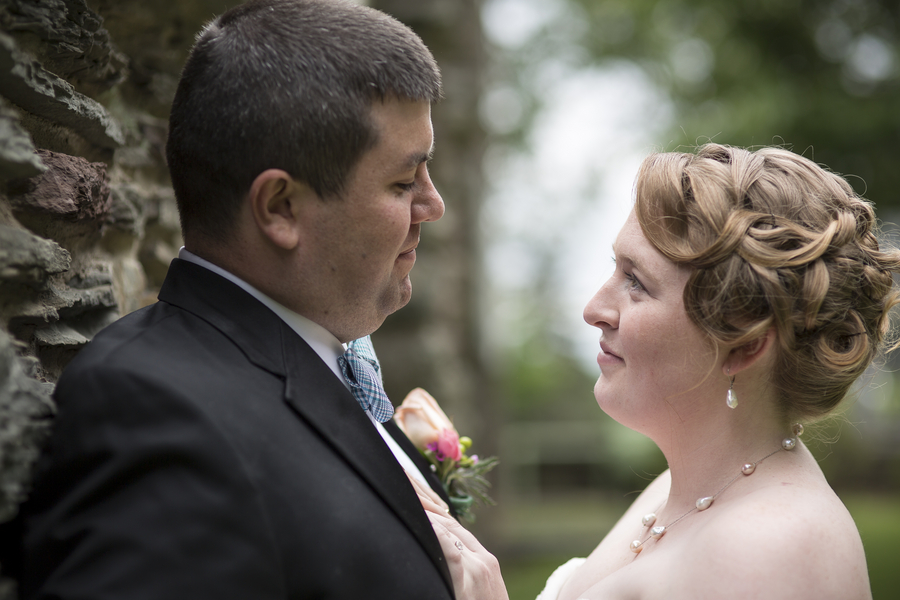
[383,277,413,315]
[395,277,413,310]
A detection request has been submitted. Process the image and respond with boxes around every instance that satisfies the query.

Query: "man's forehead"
[366,100,434,167]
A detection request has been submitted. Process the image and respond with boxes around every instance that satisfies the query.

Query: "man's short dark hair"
[166,0,442,242]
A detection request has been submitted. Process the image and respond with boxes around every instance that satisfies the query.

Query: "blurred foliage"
[575,0,900,204]
[511,0,900,206]
[844,494,900,599]
[499,332,597,419]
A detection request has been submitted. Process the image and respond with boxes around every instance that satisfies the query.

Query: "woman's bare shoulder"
[673,482,871,599]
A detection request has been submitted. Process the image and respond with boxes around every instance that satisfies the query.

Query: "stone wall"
[0,0,240,595]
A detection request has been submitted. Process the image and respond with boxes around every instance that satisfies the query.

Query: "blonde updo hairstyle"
[635,143,900,422]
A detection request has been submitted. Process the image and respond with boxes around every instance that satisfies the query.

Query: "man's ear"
[722,327,777,377]
[248,169,310,250]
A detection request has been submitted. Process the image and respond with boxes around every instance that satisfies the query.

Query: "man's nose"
[413,169,444,224]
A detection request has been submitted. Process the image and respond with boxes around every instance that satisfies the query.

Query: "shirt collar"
[177,247,346,382]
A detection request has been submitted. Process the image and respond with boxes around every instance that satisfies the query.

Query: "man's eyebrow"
[401,146,434,171]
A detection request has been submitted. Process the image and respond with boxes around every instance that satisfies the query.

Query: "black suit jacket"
[16,259,455,599]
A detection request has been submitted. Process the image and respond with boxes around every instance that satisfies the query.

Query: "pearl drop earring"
[726,375,738,409]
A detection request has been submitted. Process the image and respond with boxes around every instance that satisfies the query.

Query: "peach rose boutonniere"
[394,388,498,522]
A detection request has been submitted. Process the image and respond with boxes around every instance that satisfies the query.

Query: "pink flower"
[435,428,462,462]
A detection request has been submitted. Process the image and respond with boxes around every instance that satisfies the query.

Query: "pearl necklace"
[629,424,804,554]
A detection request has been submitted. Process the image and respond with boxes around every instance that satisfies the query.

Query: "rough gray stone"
[106,183,143,236]
[55,281,118,318]
[0,224,70,289]
[111,256,148,314]
[0,32,124,149]
[33,321,88,347]
[8,262,119,382]
[66,264,113,289]
[0,97,44,180]
[0,327,54,524]
[0,0,128,95]
[30,287,119,380]
[92,0,243,116]
[9,269,118,326]
[14,106,113,165]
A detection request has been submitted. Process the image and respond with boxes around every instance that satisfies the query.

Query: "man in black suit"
[15,0,464,597]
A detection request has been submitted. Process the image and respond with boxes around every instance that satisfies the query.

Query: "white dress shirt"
[177,248,428,485]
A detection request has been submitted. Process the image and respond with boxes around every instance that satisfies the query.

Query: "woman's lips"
[597,342,623,366]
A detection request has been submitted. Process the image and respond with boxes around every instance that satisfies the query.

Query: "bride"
[418,143,895,599]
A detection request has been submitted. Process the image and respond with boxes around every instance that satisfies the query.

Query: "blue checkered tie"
[338,335,394,423]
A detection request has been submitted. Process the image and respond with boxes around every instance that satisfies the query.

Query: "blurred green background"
[371,0,900,598]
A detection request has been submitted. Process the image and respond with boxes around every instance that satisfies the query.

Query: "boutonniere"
[394,388,498,522]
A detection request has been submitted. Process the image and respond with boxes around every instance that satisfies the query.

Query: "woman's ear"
[247,169,311,250]
[723,327,777,376]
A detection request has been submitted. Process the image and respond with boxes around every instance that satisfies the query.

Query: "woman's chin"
[593,379,649,432]
[592,379,618,415]
[592,374,618,399]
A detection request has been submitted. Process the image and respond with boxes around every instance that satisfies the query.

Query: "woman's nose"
[583,279,618,330]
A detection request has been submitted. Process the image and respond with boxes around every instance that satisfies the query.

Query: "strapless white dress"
[534,558,586,600]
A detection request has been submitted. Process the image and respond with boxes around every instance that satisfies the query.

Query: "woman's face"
[583,210,718,433]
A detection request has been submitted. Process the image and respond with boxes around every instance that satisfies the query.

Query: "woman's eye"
[624,271,644,292]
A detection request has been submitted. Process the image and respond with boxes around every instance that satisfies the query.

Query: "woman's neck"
[651,388,791,518]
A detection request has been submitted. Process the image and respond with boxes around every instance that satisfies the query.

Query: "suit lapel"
[382,420,458,519]
[280,329,454,594]
[158,260,287,377]
[159,260,453,593]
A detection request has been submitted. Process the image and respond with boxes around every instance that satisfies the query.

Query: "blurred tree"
[560,0,900,207]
